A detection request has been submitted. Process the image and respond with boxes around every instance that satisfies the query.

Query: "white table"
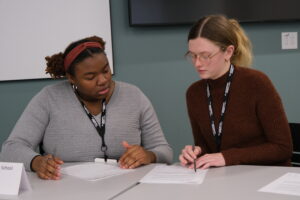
[115,165,300,200]
[1,163,153,200]
[1,164,300,200]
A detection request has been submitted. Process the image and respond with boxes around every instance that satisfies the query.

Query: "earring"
[72,84,78,91]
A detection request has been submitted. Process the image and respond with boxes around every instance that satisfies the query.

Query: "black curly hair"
[45,36,106,78]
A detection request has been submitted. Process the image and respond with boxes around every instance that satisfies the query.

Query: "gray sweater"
[0,81,173,171]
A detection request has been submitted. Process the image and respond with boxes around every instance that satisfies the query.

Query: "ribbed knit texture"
[186,66,292,166]
[0,81,173,171]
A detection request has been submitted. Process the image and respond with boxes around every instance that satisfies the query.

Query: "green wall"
[1,0,300,161]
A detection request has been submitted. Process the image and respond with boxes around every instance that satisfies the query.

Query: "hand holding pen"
[179,145,201,171]
[192,146,197,172]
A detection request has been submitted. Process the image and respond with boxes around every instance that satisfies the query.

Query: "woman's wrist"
[146,151,156,163]
[30,155,42,172]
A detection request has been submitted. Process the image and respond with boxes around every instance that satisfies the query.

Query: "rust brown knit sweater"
[186,66,292,166]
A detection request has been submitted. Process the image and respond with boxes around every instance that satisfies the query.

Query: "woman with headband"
[0,36,173,180]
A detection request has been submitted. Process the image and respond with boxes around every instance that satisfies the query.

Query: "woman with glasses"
[0,36,173,180]
[179,15,292,169]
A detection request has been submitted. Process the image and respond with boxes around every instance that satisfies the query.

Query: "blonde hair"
[188,15,252,67]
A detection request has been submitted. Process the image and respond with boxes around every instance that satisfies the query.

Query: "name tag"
[94,158,117,164]
[0,162,32,195]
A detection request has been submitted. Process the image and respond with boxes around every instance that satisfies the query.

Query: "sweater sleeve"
[0,88,50,171]
[138,91,173,164]
[222,74,293,165]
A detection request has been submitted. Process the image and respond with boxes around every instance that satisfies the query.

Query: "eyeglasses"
[185,49,222,64]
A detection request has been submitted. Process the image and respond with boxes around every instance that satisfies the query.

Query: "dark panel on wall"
[129,0,300,26]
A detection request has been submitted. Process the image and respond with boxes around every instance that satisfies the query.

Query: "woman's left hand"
[193,153,226,170]
[119,141,156,169]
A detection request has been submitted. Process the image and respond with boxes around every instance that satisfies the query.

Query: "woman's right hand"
[179,145,201,168]
[31,154,64,180]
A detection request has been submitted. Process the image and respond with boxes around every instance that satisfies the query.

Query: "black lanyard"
[206,64,234,151]
[73,87,108,162]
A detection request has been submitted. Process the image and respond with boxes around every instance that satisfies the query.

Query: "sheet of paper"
[61,162,134,181]
[140,165,207,184]
[259,172,300,196]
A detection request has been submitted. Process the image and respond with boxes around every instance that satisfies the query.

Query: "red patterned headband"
[64,41,103,71]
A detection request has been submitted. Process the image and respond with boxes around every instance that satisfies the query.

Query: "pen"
[47,148,56,162]
[193,146,197,172]
[52,148,57,162]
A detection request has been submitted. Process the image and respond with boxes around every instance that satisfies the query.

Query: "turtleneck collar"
[206,67,231,89]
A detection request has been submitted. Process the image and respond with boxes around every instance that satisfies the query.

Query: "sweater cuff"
[221,149,241,166]
[151,148,173,165]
